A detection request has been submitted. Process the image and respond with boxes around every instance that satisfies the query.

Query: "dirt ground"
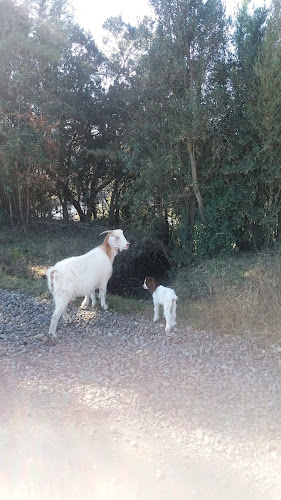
[1,289,281,499]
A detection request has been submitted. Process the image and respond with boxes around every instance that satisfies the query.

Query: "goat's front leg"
[99,287,108,310]
[62,310,72,323]
[90,292,96,307]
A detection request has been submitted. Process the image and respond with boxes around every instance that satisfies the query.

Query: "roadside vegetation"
[1,223,281,342]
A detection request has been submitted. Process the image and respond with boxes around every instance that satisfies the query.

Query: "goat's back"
[47,247,113,299]
[154,285,178,304]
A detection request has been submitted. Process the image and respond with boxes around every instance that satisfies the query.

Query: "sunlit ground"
[0,364,274,500]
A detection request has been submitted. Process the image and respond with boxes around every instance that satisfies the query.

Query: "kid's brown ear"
[146,277,154,288]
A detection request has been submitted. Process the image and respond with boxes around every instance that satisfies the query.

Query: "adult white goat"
[46,229,130,337]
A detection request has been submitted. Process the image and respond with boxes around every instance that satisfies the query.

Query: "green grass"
[104,295,150,316]
[1,222,281,342]
[0,269,48,297]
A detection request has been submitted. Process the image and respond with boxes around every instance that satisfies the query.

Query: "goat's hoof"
[48,332,57,339]
[34,333,49,343]
[103,305,109,311]
[46,334,57,344]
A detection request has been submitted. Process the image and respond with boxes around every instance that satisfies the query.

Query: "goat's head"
[101,229,130,252]
[143,277,160,293]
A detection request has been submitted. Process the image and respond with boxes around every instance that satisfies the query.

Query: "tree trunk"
[71,198,86,222]
[8,193,14,226]
[25,182,30,228]
[61,198,68,220]
[108,180,119,226]
[16,165,27,232]
[189,195,197,251]
[163,207,169,243]
[187,139,204,221]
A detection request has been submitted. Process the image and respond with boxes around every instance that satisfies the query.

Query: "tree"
[250,0,281,246]
[221,2,272,250]
[118,0,228,252]
[0,0,62,228]
[0,0,105,225]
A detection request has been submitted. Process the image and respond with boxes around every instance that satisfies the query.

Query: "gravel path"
[0,289,281,500]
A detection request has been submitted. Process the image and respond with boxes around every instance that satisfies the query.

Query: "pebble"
[155,469,165,480]
[130,440,138,448]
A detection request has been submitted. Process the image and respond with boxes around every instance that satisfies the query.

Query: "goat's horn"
[99,230,113,235]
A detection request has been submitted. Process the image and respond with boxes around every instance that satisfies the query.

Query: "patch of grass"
[0,223,100,297]
[172,252,281,340]
[71,294,150,316]
[0,269,48,297]
[171,253,259,302]
[0,222,105,290]
[106,295,150,316]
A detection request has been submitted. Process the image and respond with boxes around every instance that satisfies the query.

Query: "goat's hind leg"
[153,303,160,322]
[62,309,72,323]
[49,297,69,338]
[171,300,177,327]
[164,303,172,332]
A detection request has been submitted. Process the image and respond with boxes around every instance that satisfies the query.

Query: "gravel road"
[0,289,281,500]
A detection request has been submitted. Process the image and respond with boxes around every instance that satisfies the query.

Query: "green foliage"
[0,0,280,259]
[193,179,247,258]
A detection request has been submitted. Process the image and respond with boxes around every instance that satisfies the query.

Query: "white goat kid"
[143,276,178,332]
[47,229,130,338]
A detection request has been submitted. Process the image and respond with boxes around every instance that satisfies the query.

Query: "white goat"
[143,276,178,332]
[47,229,130,337]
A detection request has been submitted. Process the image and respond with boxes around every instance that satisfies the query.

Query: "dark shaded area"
[108,249,172,299]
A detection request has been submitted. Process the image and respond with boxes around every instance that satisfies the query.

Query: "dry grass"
[177,255,281,341]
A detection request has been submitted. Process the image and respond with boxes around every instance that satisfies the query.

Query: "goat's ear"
[108,235,118,248]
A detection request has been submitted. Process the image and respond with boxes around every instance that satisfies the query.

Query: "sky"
[70,0,270,48]
[70,0,153,46]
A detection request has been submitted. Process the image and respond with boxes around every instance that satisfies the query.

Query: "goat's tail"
[46,267,59,294]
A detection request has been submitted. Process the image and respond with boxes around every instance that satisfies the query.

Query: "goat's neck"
[110,247,118,263]
[99,241,118,264]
